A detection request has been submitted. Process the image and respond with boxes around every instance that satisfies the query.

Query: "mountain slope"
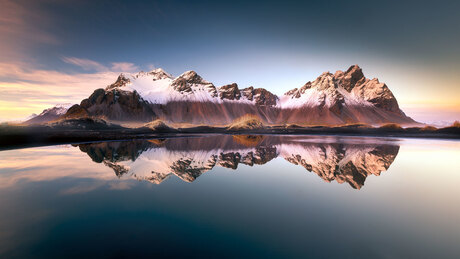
[277,65,414,125]
[24,103,73,125]
[57,65,416,125]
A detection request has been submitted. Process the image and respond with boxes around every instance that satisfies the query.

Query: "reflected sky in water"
[0,135,459,258]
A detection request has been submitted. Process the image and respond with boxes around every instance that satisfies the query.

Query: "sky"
[0,0,459,124]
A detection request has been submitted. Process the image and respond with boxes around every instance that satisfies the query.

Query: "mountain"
[279,65,411,124]
[37,65,415,125]
[77,135,399,189]
[24,103,73,125]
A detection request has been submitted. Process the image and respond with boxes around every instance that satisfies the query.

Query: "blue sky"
[1,0,459,123]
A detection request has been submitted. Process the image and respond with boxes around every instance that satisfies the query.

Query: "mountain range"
[25,65,416,126]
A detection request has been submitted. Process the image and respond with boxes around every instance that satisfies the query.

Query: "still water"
[0,135,459,258]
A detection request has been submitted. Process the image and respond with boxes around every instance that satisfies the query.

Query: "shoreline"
[1,125,459,151]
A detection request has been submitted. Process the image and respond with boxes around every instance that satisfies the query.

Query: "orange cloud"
[0,62,119,121]
[0,56,154,122]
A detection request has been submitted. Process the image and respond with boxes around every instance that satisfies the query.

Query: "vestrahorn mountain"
[26,65,416,126]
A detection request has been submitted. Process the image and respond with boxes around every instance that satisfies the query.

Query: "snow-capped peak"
[149,67,170,75]
[100,65,403,116]
[130,68,173,81]
[104,68,223,104]
[24,103,74,124]
[174,70,211,85]
[40,103,73,116]
[54,103,73,109]
[278,65,400,111]
[145,68,173,80]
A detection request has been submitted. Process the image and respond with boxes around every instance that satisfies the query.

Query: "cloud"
[0,54,154,122]
[0,0,59,61]
[0,62,119,121]
[147,63,159,71]
[0,57,149,122]
[62,57,108,72]
[62,57,140,73]
[111,62,139,72]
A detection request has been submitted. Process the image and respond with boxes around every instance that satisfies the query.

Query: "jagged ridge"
[30,65,416,125]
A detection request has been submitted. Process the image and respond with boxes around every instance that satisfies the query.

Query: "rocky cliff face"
[171,70,218,96]
[67,88,157,122]
[219,83,241,100]
[335,65,400,113]
[243,86,279,106]
[77,135,399,189]
[279,65,410,124]
[29,65,415,125]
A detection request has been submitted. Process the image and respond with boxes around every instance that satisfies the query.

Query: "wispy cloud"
[0,0,59,61]
[62,57,140,73]
[111,62,139,72]
[0,62,119,121]
[62,57,109,72]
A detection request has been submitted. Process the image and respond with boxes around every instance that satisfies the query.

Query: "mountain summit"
[278,65,408,124]
[24,103,73,125]
[29,65,416,125]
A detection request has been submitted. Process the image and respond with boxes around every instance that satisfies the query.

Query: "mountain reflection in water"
[77,135,399,189]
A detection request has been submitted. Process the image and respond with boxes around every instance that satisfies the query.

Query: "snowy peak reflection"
[77,135,399,189]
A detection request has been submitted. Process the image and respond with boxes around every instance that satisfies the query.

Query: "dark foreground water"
[0,135,459,258]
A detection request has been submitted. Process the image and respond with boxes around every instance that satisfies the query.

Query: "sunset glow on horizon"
[0,0,459,125]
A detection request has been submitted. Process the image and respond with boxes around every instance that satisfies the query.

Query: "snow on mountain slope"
[24,103,73,125]
[108,69,257,105]
[59,64,416,125]
[278,72,373,109]
[41,103,73,116]
[107,65,405,115]
[279,65,404,114]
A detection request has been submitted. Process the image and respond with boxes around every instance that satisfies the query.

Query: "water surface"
[0,135,459,258]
